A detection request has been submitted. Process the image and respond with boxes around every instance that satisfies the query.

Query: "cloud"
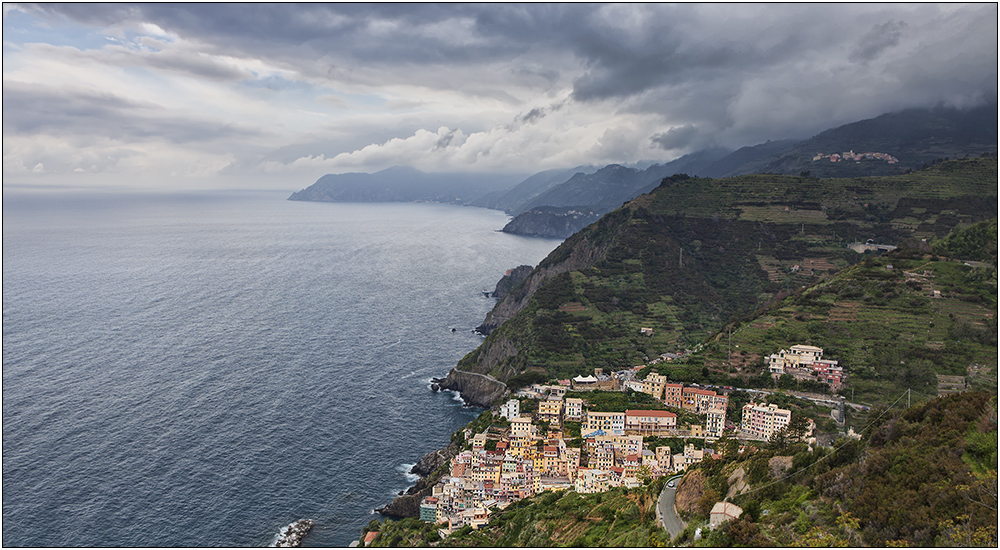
[4,3,996,186]
[850,20,908,63]
[651,125,698,151]
[3,81,259,144]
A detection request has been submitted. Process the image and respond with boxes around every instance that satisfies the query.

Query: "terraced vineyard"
[457,158,997,402]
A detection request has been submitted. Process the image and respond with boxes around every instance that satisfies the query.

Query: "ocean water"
[2,190,561,547]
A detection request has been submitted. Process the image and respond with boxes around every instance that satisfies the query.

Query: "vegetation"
[364,392,996,547]
[695,243,997,409]
[365,159,998,547]
[459,158,996,411]
[368,478,671,547]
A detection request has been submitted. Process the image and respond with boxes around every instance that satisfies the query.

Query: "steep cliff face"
[489,265,533,300]
[377,478,435,518]
[437,369,509,408]
[376,442,461,518]
[476,232,611,335]
[501,207,602,238]
[410,442,459,477]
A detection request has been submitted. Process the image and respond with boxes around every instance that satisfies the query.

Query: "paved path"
[657,475,686,540]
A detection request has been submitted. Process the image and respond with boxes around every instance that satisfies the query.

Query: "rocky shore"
[273,519,314,547]
[375,442,460,518]
[375,267,515,519]
[432,369,508,409]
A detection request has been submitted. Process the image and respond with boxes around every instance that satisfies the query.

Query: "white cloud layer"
[3,3,996,189]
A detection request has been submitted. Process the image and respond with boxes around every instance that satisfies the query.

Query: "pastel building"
[624,409,678,435]
[640,373,668,400]
[583,411,625,436]
[538,395,564,425]
[564,398,584,421]
[741,402,792,440]
[767,344,824,372]
[705,407,726,438]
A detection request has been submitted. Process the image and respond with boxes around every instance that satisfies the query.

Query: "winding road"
[656,475,686,540]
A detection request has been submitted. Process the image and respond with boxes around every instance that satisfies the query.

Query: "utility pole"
[907,388,910,408]
[728,327,732,368]
[679,247,683,268]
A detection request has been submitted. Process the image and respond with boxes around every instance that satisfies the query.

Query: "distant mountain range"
[289,102,997,237]
[287,165,523,204]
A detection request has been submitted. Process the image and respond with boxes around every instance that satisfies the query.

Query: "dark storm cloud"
[2,81,258,144]
[12,3,999,166]
[519,107,546,125]
[850,20,908,63]
[23,4,997,101]
[651,125,698,151]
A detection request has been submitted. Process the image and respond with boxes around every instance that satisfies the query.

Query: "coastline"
[373,363,510,518]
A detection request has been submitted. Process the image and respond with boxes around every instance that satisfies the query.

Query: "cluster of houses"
[812,150,898,164]
[419,353,812,533]
[766,344,844,389]
[420,389,723,533]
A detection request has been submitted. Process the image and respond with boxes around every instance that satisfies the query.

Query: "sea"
[2,189,561,547]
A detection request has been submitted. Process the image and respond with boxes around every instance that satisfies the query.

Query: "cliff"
[489,265,533,300]
[475,231,611,336]
[376,442,460,518]
[436,369,508,409]
[501,206,602,238]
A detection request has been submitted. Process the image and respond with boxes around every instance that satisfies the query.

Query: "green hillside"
[693,241,997,406]
[365,480,670,547]
[458,158,997,397]
[362,391,997,547]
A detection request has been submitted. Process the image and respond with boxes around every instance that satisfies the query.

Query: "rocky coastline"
[433,369,509,409]
[375,267,518,520]
[375,442,460,518]
[273,519,314,547]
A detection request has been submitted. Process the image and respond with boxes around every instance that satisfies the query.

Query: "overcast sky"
[3,3,997,189]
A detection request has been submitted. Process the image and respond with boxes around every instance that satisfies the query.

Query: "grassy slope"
[362,391,997,547]
[459,158,997,396]
[365,479,670,548]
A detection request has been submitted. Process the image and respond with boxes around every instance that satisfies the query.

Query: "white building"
[499,399,520,420]
[767,344,824,373]
[564,398,584,421]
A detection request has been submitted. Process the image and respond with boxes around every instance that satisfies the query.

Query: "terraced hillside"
[454,158,997,398]
[693,238,997,405]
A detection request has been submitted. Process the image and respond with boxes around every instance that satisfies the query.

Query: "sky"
[3,3,997,190]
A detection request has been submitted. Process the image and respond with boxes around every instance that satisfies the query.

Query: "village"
[408,344,841,537]
[812,150,899,164]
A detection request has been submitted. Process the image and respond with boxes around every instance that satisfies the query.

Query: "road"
[657,475,686,540]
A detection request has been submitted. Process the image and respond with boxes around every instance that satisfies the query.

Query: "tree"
[636,464,654,485]
[787,414,811,440]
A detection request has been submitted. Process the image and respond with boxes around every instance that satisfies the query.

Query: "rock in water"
[274,519,314,547]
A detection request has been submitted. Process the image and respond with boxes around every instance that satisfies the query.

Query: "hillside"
[698,102,998,179]
[469,166,600,214]
[498,161,706,238]
[360,391,997,547]
[450,158,997,403]
[692,233,997,406]
[287,166,521,205]
[497,103,997,237]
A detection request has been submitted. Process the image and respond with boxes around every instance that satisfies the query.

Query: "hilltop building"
[767,344,844,389]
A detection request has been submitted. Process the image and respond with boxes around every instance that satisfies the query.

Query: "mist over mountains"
[290,102,997,237]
